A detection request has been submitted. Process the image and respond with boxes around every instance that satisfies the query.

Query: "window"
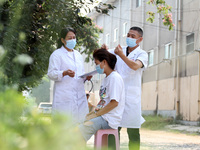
[136,0,141,7]
[106,34,110,46]
[186,33,194,53]
[123,22,128,37]
[148,50,154,66]
[114,28,118,42]
[98,38,102,46]
[165,43,172,59]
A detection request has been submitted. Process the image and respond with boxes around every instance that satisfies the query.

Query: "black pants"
[108,127,140,150]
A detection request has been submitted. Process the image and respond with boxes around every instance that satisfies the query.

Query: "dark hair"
[130,26,143,37]
[57,27,76,48]
[93,48,117,70]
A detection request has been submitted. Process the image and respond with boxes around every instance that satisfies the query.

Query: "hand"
[85,113,97,121]
[86,75,92,81]
[86,111,95,117]
[63,69,75,77]
[101,44,108,50]
[114,44,123,56]
[95,107,100,112]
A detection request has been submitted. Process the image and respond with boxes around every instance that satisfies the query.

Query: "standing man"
[104,26,148,150]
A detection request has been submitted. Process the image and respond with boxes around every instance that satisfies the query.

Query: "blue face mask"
[96,64,104,74]
[126,37,137,48]
[65,39,76,49]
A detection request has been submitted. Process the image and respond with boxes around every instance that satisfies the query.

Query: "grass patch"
[141,115,174,130]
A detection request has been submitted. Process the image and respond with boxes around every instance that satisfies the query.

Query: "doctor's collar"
[126,46,140,56]
[61,46,74,53]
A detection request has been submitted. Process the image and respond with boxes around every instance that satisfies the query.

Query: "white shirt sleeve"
[108,74,123,103]
[47,53,64,81]
[136,51,148,69]
[108,48,115,55]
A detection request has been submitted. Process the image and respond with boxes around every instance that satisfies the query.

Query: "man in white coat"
[105,26,148,150]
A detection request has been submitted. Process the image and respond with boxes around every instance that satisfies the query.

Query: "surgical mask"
[65,39,76,49]
[126,37,137,48]
[96,64,104,74]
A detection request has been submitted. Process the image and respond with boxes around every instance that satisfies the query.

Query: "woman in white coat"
[47,27,91,124]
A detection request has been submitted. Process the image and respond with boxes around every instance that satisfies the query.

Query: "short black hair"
[93,48,117,70]
[130,26,143,37]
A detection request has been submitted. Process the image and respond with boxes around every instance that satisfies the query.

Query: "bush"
[0,89,89,150]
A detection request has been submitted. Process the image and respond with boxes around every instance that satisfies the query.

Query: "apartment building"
[86,0,200,123]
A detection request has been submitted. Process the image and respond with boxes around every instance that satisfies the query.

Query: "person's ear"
[61,38,66,44]
[137,37,143,44]
[103,60,108,67]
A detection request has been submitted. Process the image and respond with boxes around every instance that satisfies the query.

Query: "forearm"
[118,54,142,70]
[96,100,118,116]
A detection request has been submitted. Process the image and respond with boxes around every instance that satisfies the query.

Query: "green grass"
[141,115,174,130]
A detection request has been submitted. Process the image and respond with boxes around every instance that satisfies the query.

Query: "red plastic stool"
[94,129,120,150]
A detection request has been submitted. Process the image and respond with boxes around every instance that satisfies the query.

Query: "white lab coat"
[47,46,88,124]
[110,46,148,128]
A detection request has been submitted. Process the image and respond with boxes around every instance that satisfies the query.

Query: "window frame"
[136,0,142,8]
[98,38,102,46]
[164,43,172,59]
[114,28,118,42]
[186,33,194,53]
[105,34,110,46]
[148,50,154,67]
[123,22,128,37]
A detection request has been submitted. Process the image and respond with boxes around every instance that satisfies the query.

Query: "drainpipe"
[173,0,178,115]
[198,50,200,115]
[118,0,121,44]
[198,0,200,116]
[176,0,182,117]
[142,0,145,48]
[129,0,133,27]
[110,10,113,48]
[155,13,160,115]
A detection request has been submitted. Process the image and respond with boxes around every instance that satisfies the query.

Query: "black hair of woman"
[93,48,117,70]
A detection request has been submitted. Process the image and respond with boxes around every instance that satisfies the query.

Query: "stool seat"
[94,129,120,150]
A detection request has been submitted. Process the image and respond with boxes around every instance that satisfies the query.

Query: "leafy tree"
[0,0,113,91]
[0,0,173,91]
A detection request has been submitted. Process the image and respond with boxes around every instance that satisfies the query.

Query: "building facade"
[86,0,200,123]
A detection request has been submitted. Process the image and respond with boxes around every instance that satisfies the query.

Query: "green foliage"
[0,88,89,150]
[0,0,112,91]
[147,0,175,30]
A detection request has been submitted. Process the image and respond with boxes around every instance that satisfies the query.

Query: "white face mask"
[126,37,137,48]
[65,39,76,49]
[96,63,104,74]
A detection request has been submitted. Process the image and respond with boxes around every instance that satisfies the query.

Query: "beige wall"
[157,79,175,110]
[142,81,157,110]
[179,76,199,121]
[142,76,200,121]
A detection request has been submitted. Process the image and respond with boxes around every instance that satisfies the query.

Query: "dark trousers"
[108,127,140,150]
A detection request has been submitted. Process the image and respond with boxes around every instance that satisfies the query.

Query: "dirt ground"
[120,128,200,150]
[88,128,200,150]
